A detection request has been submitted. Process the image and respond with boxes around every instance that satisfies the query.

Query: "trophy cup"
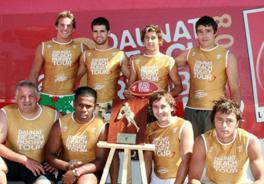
[107,80,159,144]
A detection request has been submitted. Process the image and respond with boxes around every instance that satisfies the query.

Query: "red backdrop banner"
[0,1,264,137]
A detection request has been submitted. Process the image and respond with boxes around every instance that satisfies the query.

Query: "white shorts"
[150,172,175,184]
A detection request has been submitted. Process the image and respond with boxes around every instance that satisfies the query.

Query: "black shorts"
[4,159,55,184]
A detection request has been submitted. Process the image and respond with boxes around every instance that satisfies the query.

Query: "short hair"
[74,86,97,103]
[149,91,176,112]
[16,80,38,93]
[211,98,242,122]
[91,17,110,31]
[141,24,163,45]
[195,16,218,34]
[55,10,76,29]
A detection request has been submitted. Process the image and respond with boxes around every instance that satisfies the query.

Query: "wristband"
[72,168,80,177]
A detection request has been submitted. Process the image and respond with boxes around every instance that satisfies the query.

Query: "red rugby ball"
[129,80,159,97]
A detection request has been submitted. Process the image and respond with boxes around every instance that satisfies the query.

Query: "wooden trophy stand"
[97,141,155,184]
[100,81,158,183]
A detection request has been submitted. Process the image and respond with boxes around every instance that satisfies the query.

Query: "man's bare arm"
[188,136,206,184]
[174,121,193,184]
[46,120,70,170]
[169,63,183,97]
[174,50,188,68]
[226,52,240,105]
[248,134,264,184]
[29,44,44,84]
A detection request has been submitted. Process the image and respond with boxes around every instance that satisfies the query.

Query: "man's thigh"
[4,159,55,183]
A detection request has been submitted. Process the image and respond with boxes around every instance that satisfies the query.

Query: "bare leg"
[110,151,120,184]
[77,173,98,184]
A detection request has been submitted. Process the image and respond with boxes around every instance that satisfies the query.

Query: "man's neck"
[144,49,160,56]
[19,105,41,120]
[95,43,110,50]
[54,36,72,43]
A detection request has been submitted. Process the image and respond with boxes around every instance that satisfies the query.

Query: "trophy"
[107,80,159,144]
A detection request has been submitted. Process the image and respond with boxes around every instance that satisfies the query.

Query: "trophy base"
[117,133,136,144]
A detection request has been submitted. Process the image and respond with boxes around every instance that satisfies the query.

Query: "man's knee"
[34,175,53,184]
[77,173,98,184]
[0,157,7,174]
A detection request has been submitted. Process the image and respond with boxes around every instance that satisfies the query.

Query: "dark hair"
[195,16,218,34]
[16,80,38,93]
[91,17,110,31]
[211,98,242,123]
[149,91,176,112]
[141,24,163,45]
[55,10,76,29]
[74,86,97,103]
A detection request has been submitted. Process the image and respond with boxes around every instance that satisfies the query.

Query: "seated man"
[46,86,108,184]
[144,92,194,184]
[189,98,264,184]
[0,80,58,184]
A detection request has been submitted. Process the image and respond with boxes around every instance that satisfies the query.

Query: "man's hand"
[67,160,83,170]
[124,89,135,99]
[62,170,77,184]
[24,157,45,176]
[43,162,57,173]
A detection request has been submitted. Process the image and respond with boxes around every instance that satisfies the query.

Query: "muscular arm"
[121,55,130,79]
[29,44,44,84]
[169,63,183,97]
[174,50,188,68]
[45,120,69,170]
[226,52,240,105]
[144,150,153,183]
[248,134,264,184]
[75,51,87,83]
[128,56,137,86]
[175,121,194,184]
[188,136,206,184]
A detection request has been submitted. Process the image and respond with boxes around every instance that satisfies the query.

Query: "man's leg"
[0,157,7,184]
[77,173,98,184]
[34,175,53,184]
[110,151,120,184]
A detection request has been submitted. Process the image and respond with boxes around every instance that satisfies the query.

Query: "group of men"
[0,9,263,184]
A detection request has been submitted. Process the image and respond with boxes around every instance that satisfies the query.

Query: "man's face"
[143,31,161,53]
[74,95,96,122]
[92,25,109,45]
[56,17,75,40]
[152,97,172,126]
[15,86,39,113]
[196,25,216,49]
[214,111,239,143]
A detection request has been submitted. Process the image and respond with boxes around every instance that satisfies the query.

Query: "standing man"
[129,24,183,97]
[46,87,108,184]
[77,17,130,123]
[0,80,58,183]
[76,17,130,183]
[29,10,87,114]
[144,92,193,184]
[174,16,240,137]
[189,98,264,184]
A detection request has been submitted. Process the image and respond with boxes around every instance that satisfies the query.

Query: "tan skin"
[144,97,194,183]
[29,17,88,87]
[129,31,183,97]
[189,112,264,184]
[75,24,129,184]
[0,86,56,183]
[174,25,240,105]
[76,24,130,83]
[46,95,109,184]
